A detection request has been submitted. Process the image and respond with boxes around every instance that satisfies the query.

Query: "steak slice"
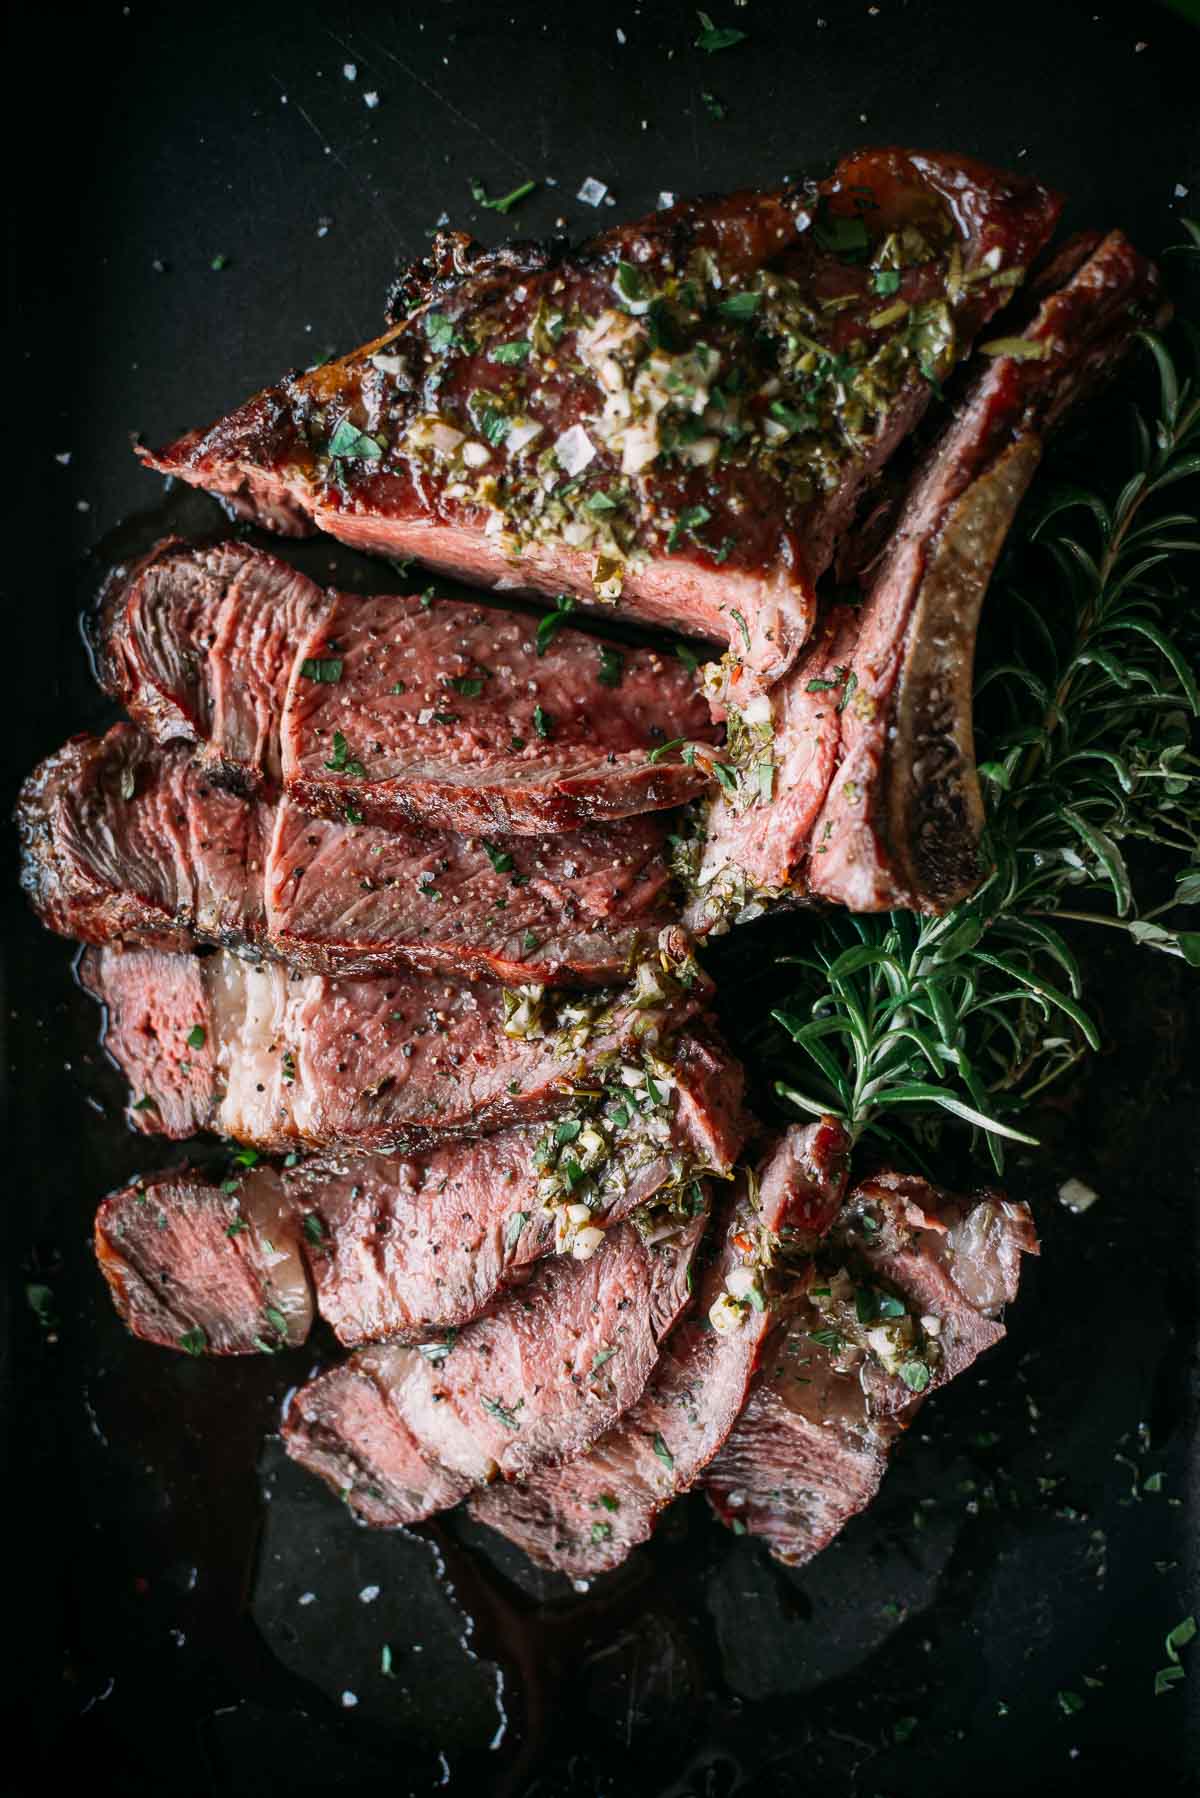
[808,227,1166,911]
[684,228,1166,924]
[704,1173,1038,1563]
[681,604,859,933]
[94,1167,313,1356]
[139,152,1059,681]
[99,538,716,831]
[469,1117,851,1576]
[20,725,680,986]
[79,935,728,1155]
[95,1027,744,1351]
[282,1188,711,1526]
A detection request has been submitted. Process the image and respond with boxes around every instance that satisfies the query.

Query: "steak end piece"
[704,1172,1039,1564]
[95,1167,313,1355]
[282,1186,712,1526]
[469,1116,851,1577]
[139,151,1060,681]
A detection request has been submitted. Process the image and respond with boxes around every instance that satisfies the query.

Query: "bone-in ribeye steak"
[19,725,682,986]
[138,151,1061,681]
[685,228,1166,926]
[98,538,716,832]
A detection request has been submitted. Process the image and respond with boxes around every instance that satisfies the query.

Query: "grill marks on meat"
[704,1174,1038,1564]
[808,229,1165,911]
[282,1192,711,1526]
[20,725,680,986]
[95,1168,313,1355]
[100,539,716,833]
[138,152,1059,680]
[96,1027,744,1352]
[79,943,729,1155]
[470,1118,851,1576]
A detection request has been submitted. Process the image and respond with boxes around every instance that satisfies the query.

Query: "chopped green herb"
[469,176,537,215]
[647,736,687,764]
[711,761,738,793]
[324,730,367,776]
[536,594,575,655]
[26,1283,55,1326]
[813,211,870,258]
[424,311,459,355]
[234,1148,260,1168]
[700,89,726,119]
[210,253,229,272]
[1056,1690,1085,1717]
[893,1716,919,1744]
[344,805,363,825]
[729,607,751,652]
[837,670,859,713]
[504,1211,529,1251]
[900,1359,932,1393]
[598,646,623,687]
[186,1024,206,1050]
[591,1346,617,1372]
[179,1327,207,1356]
[590,1521,613,1543]
[521,930,539,954]
[768,400,819,433]
[264,1306,289,1340]
[653,1432,675,1471]
[533,704,552,739]
[695,10,747,52]
[225,1217,248,1238]
[131,1094,157,1112]
[598,1492,619,1511]
[380,1643,395,1678]
[302,1214,325,1245]
[675,642,702,674]
[481,840,514,875]
[615,261,651,305]
[481,1395,523,1431]
[585,488,620,513]
[872,268,902,296]
[299,657,344,683]
[716,291,761,321]
[489,338,532,364]
[328,418,383,462]
[667,504,712,551]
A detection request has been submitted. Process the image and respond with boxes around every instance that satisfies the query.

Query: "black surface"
[3,3,1198,1794]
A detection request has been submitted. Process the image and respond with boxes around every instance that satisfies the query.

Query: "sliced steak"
[96,1026,744,1351]
[470,1117,850,1576]
[704,1174,1038,1563]
[20,726,680,986]
[99,538,716,831]
[681,605,859,933]
[282,1188,711,1526]
[808,227,1166,911]
[139,152,1059,681]
[79,936,730,1155]
[94,1167,312,1356]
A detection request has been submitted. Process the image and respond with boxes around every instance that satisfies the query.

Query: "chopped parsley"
[700,89,726,119]
[536,594,575,656]
[769,400,818,434]
[481,840,514,875]
[667,504,712,551]
[481,1395,524,1431]
[716,291,761,321]
[652,1432,675,1471]
[598,646,623,687]
[233,1148,260,1168]
[899,1359,932,1393]
[302,1213,325,1245]
[694,11,747,52]
[424,311,460,355]
[675,642,702,674]
[131,1094,157,1112]
[324,730,367,776]
[469,176,537,215]
[872,268,902,296]
[729,607,751,652]
[615,261,651,305]
[448,675,486,697]
[489,338,532,365]
[299,657,344,683]
[521,931,539,954]
[328,418,383,461]
[504,1212,530,1251]
[591,1521,613,1543]
[179,1327,207,1357]
[591,1346,617,1372]
[647,736,687,764]
[533,704,553,739]
[186,1024,206,1050]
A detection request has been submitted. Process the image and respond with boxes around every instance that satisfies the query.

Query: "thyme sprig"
[769,247,1200,1169]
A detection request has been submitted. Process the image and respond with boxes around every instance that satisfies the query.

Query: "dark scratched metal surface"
[3,2,1197,1793]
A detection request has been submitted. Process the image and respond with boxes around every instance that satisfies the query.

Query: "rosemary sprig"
[769,248,1200,1170]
